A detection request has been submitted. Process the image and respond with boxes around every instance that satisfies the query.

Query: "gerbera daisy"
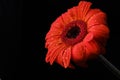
[45,1,109,68]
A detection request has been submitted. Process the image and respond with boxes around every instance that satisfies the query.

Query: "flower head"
[45,1,109,68]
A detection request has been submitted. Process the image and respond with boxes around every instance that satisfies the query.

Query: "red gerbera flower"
[45,1,109,68]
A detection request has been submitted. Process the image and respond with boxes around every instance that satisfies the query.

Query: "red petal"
[87,12,107,28]
[88,24,109,41]
[51,16,65,30]
[46,40,60,62]
[45,44,65,65]
[85,9,101,22]
[45,16,65,40]
[77,1,92,20]
[83,33,93,42]
[49,44,65,65]
[45,38,61,48]
[62,47,72,68]
[72,42,85,62]
[71,42,88,67]
[55,47,66,68]
[83,40,101,59]
[62,12,74,25]
[45,29,61,40]
[45,36,60,47]
[45,43,58,63]
[67,7,78,21]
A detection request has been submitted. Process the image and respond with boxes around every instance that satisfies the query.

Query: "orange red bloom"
[45,1,109,68]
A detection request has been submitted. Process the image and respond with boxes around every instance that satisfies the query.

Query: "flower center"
[66,26,80,38]
[61,20,87,46]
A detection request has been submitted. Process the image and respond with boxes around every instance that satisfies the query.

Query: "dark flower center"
[66,26,80,38]
[61,20,87,46]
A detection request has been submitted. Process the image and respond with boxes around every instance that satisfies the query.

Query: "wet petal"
[56,47,75,69]
[67,6,78,21]
[46,36,60,44]
[55,47,66,68]
[45,43,59,63]
[62,12,74,25]
[88,24,109,40]
[45,44,65,64]
[77,1,92,20]
[45,28,62,39]
[85,9,101,22]
[83,40,101,59]
[45,38,62,48]
[87,12,107,28]
[72,42,85,62]
[49,44,66,65]
[62,47,72,68]
[83,33,93,42]
[51,16,65,30]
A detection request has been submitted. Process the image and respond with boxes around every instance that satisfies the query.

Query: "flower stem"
[98,55,120,79]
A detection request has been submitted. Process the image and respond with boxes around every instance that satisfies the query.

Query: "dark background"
[0,0,120,80]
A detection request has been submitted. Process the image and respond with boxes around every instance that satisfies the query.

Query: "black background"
[0,0,120,80]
